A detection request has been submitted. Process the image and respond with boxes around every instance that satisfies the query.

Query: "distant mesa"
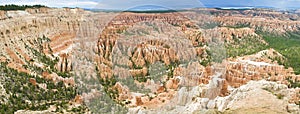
[216,6,255,10]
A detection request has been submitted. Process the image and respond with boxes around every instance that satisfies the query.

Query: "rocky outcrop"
[42,71,75,86]
[124,48,300,110]
[55,53,72,72]
[25,7,50,14]
[0,10,7,20]
[225,49,300,88]
[130,80,299,113]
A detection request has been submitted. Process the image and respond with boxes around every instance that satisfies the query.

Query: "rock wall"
[225,49,300,88]
[0,8,113,73]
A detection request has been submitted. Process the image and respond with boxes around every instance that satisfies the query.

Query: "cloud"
[200,0,300,9]
[252,0,300,8]
[93,0,205,10]
[0,0,98,8]
[93,0,300,10]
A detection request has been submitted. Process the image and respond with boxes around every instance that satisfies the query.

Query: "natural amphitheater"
[0,2,299,114]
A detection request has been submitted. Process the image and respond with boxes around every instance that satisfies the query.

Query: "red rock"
[29,78,37,86]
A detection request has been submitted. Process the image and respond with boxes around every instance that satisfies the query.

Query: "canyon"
[0,7,299,113]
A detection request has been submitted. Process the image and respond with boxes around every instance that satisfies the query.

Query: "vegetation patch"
[226,36,268,58]
[0,62,86,113]
[0,36,87,113]
[222,23,251,29]
[287,77,300,88]
[200,22,220,29]
[257,31,300,74]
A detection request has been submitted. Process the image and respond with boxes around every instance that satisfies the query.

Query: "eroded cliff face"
[0,8,115,113]
[0,8,115,73]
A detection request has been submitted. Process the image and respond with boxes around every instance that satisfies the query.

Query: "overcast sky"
[1,0,300,9]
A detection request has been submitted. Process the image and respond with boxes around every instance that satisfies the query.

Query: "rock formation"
[0,7,299,113]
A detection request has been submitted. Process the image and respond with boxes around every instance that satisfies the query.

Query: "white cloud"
[93,0,205,10]
[0,0,205,10]
[0,0,98,8]
[251,0,300,8]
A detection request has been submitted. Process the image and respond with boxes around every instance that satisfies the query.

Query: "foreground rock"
[130,80,299,113]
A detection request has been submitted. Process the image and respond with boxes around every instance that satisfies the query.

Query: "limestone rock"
[287,104,300,113]
[207,100,216,109]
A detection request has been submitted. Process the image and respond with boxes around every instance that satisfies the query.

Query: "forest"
[0,4,47,11]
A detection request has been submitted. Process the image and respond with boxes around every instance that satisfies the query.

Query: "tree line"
[0,4,47,11]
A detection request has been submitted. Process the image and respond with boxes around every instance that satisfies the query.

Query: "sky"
[1,0,300,10]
